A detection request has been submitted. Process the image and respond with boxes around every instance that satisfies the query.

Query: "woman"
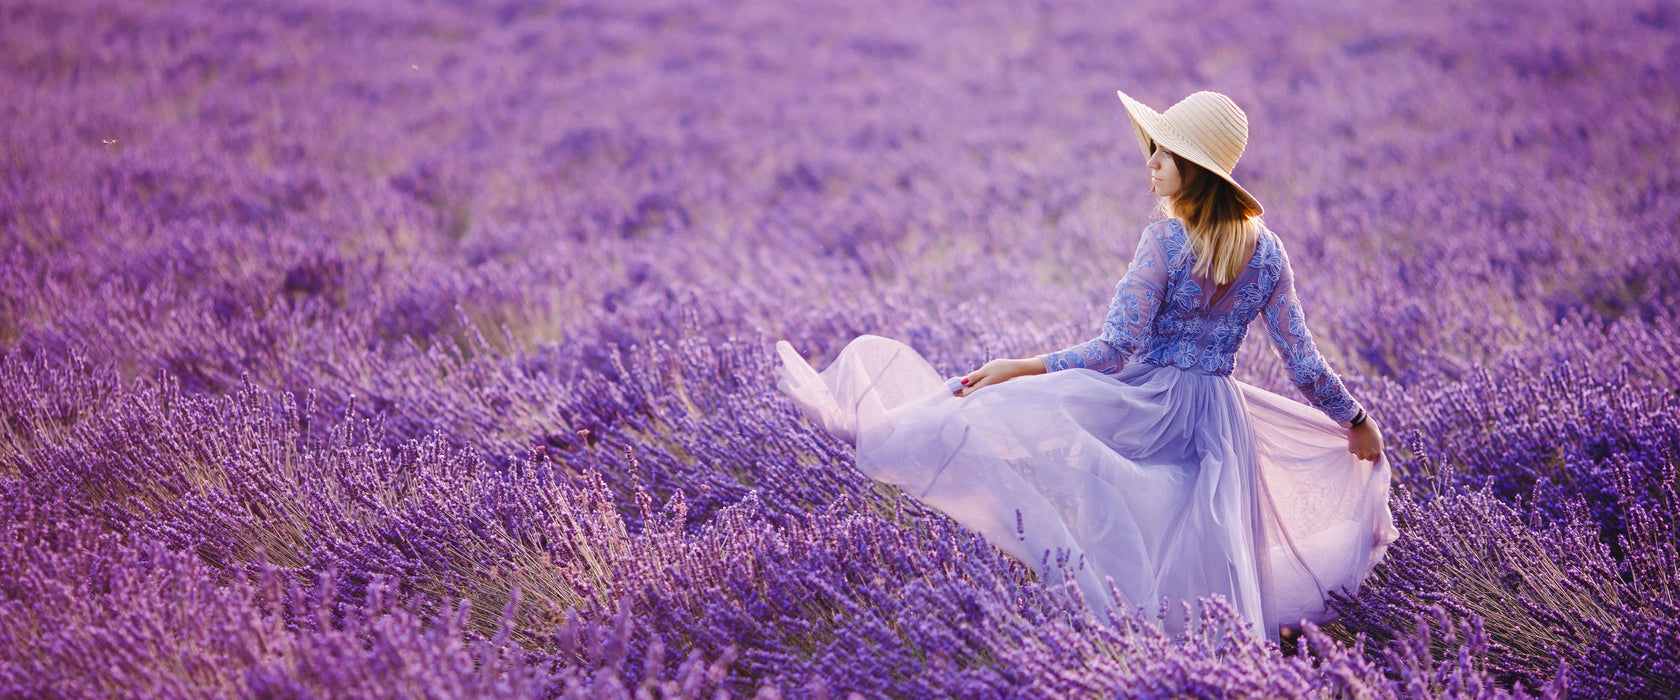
[775,90,1398,642]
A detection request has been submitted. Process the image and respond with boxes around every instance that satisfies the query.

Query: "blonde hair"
[1161,151,1262,285]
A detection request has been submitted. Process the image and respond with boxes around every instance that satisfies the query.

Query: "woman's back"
[1138,218,1280,376]
[1044,219,1363,426]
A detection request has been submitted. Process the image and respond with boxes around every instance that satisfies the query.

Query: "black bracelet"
[1349,410,1367,428]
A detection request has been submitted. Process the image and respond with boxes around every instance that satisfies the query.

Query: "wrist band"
[1349,410,1367,428]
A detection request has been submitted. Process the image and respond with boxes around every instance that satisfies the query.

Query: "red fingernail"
[960,379,969,384]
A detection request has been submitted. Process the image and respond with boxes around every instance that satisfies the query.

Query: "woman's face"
[1146,143,1181,198]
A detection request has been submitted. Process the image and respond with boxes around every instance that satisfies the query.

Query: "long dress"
[774,218,1399,639]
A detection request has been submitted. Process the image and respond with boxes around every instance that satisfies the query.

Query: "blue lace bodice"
[1040,219,1365,426]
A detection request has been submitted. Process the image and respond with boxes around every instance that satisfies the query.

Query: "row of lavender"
[3,0,1677,696]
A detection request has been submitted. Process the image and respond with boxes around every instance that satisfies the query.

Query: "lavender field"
[3,0,1678,696]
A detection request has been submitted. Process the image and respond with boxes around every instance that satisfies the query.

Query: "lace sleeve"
[1261,247,1365,426]
[1040,226,1168,374]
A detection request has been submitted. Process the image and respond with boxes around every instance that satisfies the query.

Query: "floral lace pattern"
[1041,220,1364,425]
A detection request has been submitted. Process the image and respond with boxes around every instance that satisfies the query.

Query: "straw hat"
[1116,90,1263,216]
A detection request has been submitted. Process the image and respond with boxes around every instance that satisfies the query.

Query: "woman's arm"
[1042,226,1170,374]
[957,226,1169,397]
[1262,247,1384,461]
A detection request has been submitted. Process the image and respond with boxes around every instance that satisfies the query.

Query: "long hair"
[1163,152,1263,285]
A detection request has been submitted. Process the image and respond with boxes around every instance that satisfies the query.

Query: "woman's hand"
[1349,417,1384,462]
[955,357,1046,398]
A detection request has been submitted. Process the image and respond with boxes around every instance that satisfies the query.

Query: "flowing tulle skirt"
[775,335,1398,638]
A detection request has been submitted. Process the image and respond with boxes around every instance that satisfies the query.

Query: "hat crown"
[1115,87,1263,215]
[1160,91,1249,174]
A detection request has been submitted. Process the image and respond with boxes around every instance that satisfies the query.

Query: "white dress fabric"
[775,220,1399,638]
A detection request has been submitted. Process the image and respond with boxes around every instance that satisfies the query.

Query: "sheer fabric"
[775,220,1397,638]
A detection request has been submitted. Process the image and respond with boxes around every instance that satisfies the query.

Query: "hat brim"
[1117,90,1263,216]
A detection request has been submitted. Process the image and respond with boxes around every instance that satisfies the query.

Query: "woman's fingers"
[1346,423,1385,462]
[956,367,994,397]
[1348,441,1383,462]
[956,359,1026,397]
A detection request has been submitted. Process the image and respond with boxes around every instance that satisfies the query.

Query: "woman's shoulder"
[1141,218,1189,255]
[1143,217,1185,239]
[1252,223,1289,267]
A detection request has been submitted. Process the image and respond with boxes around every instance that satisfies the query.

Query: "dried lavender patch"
[1328,476,1613,688]
[1330,451,1680,696]
[0,494,563,698]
